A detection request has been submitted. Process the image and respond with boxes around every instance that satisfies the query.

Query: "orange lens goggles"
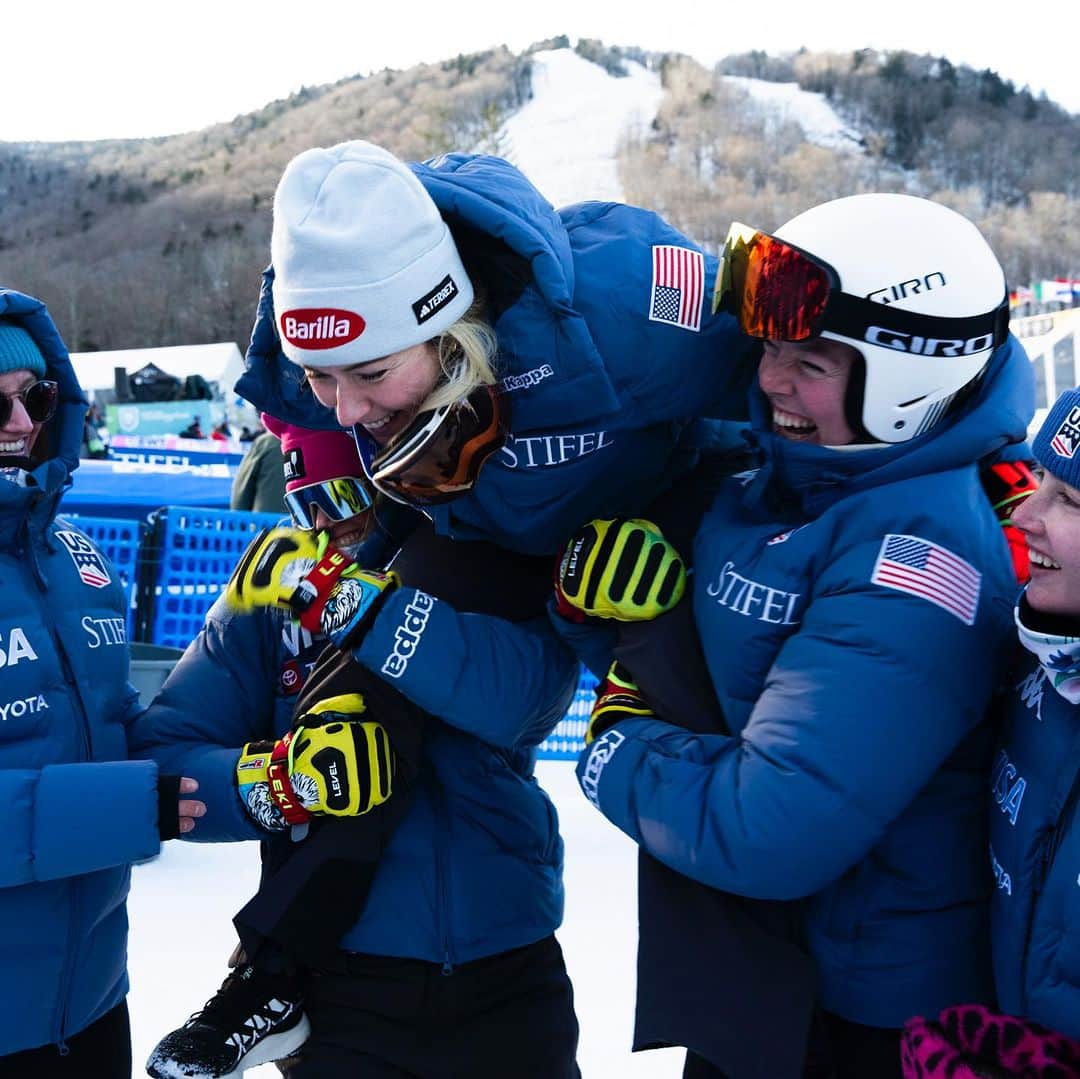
[712,223,835,341]
[367,383,508,507]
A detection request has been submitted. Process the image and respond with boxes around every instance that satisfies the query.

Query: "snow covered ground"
[127,761,684,1078]
[722,75,864,153]
[495,49,665,208]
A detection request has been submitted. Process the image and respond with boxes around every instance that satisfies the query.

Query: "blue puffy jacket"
[990,629,1080,1040]
[0,288,161,1055]
[236,153,757,555]
[574,337,1034,1028]
[129,575,578,963]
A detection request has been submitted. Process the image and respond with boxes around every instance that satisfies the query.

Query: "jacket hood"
[236,153,619,432]
[745,334,1035,518]
[0,288,87,537]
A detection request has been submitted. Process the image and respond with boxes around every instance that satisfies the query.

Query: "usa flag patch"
[871,534,980,625]
[55,530,112,589]
[649,245,704,332]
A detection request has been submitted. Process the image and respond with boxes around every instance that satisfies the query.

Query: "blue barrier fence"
[76,505,592,758]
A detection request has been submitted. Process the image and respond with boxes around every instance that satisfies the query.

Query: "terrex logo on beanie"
[280,308,365,350]
[412,275,459,326]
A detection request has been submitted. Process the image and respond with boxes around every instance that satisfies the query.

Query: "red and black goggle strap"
[712,222,1010,349]
[0,379,60,428]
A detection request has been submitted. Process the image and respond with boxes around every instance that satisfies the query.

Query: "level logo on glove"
[235,693,395,828]
[226,527,399,648]
[587,661,655,744]
[556,517,686,621]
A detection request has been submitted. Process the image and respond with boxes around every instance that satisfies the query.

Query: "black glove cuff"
[157,773,182,841]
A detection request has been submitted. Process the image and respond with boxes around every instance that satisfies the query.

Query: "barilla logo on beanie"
[280,308,365,350]
[1049,406,1080,460]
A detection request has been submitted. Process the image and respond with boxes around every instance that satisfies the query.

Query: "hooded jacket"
[990,624,1080,1040]
[236,153,757,555]
[0,288,160,1055]
[575,337,1034,1027]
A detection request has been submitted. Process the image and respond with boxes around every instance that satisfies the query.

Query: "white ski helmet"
[773,193,1008,443]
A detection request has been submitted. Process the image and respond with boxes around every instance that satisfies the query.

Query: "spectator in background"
[179,415,203,439]
[230,417,287,515]
[0,287,205,1077]
[210,420,231,442]
[81,406,108,459]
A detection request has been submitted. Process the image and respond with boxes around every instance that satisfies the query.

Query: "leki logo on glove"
[280,308,365,349]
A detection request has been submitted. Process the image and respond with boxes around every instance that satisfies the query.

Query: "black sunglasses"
[0,380,60,428]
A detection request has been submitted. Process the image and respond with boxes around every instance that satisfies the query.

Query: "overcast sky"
[3,0,1074,142]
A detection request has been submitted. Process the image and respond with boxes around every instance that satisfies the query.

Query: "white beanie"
[270,140,475,367]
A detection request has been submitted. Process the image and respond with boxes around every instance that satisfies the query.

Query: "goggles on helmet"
[712,222,1010,349]
[358,382,508,507]
[285,475,373,531]
[0,379,59,428]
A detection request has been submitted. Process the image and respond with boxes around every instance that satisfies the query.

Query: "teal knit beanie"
[0,323,47,377]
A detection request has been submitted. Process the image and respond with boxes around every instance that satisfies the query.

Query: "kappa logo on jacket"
[0,627,38,668]
[381,591,435,679]
[581,729,625,808]
[55,530,111,589]
[1017,666,1047,722]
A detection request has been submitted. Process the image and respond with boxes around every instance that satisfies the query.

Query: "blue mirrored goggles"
[284,476,374,531]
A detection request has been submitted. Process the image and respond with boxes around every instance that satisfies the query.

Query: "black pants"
[683,1013,902,1079]
[284,936,580,1078]
[0,1001,131,1079]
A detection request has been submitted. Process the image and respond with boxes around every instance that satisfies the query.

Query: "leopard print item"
[902,1004,1080,1079]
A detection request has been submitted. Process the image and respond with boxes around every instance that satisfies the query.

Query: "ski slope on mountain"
[495,48,665,207]
[723,74,864,152]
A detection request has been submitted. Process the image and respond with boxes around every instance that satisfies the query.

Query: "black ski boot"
[146,963,310,1078]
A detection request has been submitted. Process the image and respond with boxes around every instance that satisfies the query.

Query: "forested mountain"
[0,38,1075,354]
[621,49,1078,289]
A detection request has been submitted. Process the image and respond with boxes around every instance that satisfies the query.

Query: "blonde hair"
[421,298,498,413]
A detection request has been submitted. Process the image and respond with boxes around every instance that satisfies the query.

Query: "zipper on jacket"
[431,776,456,975]
[53,880,81,1047]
